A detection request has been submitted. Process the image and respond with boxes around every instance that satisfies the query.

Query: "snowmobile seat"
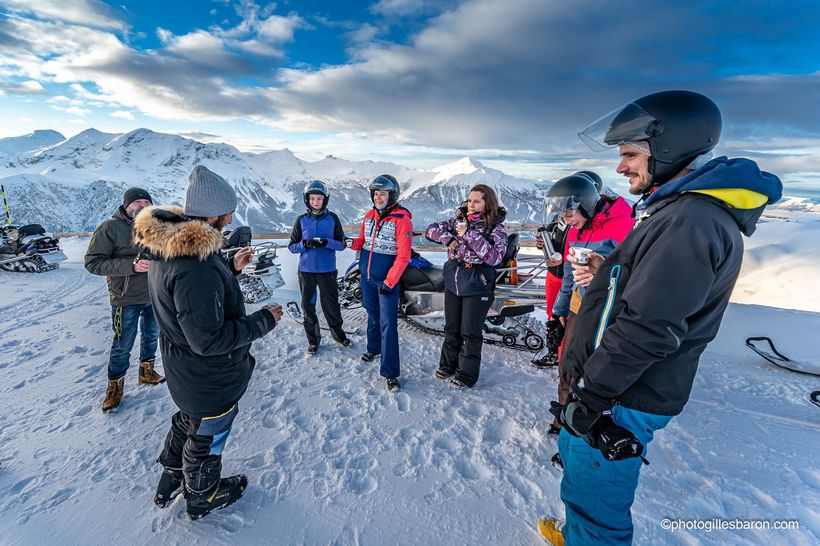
[223,226,252,248]
[400,263,445,292]
[496,233,520,282]
[17,224,45,241]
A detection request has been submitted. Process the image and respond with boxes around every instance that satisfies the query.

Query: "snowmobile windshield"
[578,102,660,151]
[543,195,582,226]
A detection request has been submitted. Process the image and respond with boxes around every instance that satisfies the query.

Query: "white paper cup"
[574,247,592,265]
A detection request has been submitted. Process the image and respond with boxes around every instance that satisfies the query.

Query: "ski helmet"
[369,174,400,208]
[544,173,601,223]
[578,90,722,185]
[303,180,329,210]
[574,170,603,193]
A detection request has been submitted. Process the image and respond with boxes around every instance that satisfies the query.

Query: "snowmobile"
[338,232,551,352]
[0,224,67,273]
[221,226,286,304]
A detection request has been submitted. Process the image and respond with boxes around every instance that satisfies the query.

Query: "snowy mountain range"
[0,129,552,233]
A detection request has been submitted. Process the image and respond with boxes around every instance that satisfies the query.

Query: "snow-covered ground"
[0,214,818,545]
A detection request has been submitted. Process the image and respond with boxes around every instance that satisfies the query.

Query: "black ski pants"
[439,289,494,387]
[157,405,238,493]
[299,271,346,346]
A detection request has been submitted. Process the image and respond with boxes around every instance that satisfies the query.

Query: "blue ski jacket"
[288,210,346,273]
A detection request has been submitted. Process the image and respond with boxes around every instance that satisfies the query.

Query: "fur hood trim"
[132,205,223,261]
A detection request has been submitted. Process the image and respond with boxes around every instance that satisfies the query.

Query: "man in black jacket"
[85,187,165,412]
[134,165,283,520]
[537,91,783,545]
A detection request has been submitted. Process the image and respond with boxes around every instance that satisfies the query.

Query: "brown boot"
[102,377,124,412]
[139,359,165,385]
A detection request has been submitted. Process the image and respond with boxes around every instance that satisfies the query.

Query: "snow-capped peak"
[432,156,485,180]
[0,130,65,157]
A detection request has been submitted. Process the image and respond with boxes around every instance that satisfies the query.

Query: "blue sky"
[0,0,819,188]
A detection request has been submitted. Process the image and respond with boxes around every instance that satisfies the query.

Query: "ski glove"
[556,399,602,438]
[378,282,395,295]
[546,318,565,352]
[303,238,328,249]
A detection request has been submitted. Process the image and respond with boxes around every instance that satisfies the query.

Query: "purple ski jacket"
[425,208,508,296]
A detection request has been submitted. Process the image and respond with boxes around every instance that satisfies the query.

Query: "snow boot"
[186,475,249,520]
[338,338,353,348]
[138,359,165,385]
[386,378,401,393]
[101,377,124,412]
[449,378,469,390]
[531,351,559,368]
[307,344,318,356]
[547,423,561,436]
[537,517,565,545]
[550,452,563,471]
[361,352,379,362]
[435,368,454,379]
[153,467,184,508]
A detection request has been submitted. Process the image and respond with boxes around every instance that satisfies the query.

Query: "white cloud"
[50,104,91,116]
[0,0,125,30]
[343,23,379,45]
[0,79,46,94]
[110,110,135,120]
[256,14,304,42]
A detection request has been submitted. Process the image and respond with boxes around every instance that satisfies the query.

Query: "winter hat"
[625,141,651,155]
[123,187,153,209]
[183,165,237,217]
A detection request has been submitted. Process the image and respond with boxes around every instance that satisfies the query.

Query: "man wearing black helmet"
[288,180,351,355]
[350,174,413,392]
[538,91,783,545]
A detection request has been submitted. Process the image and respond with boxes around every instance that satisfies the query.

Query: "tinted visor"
[543,195,582,225]
[578,102,659,151]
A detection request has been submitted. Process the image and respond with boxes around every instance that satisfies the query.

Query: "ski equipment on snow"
[285,301,360,336]
[745,337,820,377]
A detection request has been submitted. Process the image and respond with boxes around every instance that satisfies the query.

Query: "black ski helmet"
[580,90,721,185]
[574,170,603,193]
[303,180,329,210]
[545,173,601,221]
[369,174,400,208]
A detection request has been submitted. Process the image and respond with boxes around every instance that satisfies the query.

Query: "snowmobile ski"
[285,301,360,335]
[745,337,820,377]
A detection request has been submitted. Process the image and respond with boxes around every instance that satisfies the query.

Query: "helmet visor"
[543,195,582,225]
[578,102,659,151]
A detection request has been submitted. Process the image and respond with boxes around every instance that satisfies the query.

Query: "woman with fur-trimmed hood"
[133,165,282,521]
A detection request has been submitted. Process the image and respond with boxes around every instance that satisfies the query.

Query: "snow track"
[0,238,817,544]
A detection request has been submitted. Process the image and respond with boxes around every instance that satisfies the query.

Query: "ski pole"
[1,184,10,225]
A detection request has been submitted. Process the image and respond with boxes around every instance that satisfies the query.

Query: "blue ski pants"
[558,405,672,545]
[361,277,400,379]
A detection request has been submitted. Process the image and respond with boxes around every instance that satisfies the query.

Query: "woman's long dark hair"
[466,184,505,227]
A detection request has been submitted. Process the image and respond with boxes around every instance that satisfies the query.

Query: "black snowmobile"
[338,233,550,352]
[0,224,67,273]
[221,226,285,304]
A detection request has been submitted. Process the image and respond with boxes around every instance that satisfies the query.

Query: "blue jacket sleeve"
[288,215,305,254]
[325,213,346,252]
[552,259,573,317]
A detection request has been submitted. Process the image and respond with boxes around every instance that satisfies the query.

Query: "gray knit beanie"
[183,165,237,217]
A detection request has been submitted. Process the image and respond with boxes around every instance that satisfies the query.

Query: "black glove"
[312,238,328,248]
[303,239,317,249]
[559,399,602,438]
[591,415,646,462]
[378,282,395,295]
[546,318,565,352]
